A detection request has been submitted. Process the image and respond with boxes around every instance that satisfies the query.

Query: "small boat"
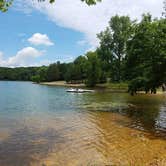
[66,88,82,93]
[66,88,94,93]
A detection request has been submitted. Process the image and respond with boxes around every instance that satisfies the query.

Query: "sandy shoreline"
[40,81,166,95]
[40,81,85,88]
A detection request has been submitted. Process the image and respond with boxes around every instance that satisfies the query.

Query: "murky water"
[0,81,166,166]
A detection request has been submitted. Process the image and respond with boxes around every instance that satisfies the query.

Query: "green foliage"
[97,28,113,75]
[97,15,133,82]
[43,0,102,5]
[31,75,41,83]
[0,67,40,80]
[74,56,88,80]
[97,13,166,94]
[128,77,148,95]
[30,66,48,83]
[96,82,128,92]
[39,0,102,5]
[0,0,12,12]
[47,63,60,82]
[46,0,102,5]
[81,0,101,5]
[64,56,88,83]
[64,63,79,83]
[85,51,101,87]
[0,0,102,12]
[126,14,166,94]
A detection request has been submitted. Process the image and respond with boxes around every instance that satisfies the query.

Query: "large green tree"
[74,56,88,81]
[64,63,82,83]
[126,14,166,94]
[85,51,101,87]
[35,66,48,82]
[64,57,87,83]
[97,28,113,78]
[47,63,60,82]
[98,15,133,82]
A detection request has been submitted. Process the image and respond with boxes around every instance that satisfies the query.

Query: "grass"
[96,82,128,91]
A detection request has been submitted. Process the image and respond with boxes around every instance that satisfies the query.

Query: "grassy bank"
[96,82,128,92]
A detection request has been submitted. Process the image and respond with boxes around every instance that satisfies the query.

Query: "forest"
[0,12,166,94]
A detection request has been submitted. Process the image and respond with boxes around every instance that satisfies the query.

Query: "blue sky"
[0,0,164,67]
[0,6,89,67]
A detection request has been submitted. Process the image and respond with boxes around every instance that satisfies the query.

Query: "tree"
[126,14,166,94]
[85,51,101,87]
[109,15,133,82]
[0,0,12,12]
[97,28,113,78]
[0,66,41,81]
[64,63,82,83]
[56,62,67,80]
[31,75,41,83]
[64,56,88,83]
[74,56,88,81]
[37,66,48,82]
[98,15,133,82]
[30,66,48,83]
[47,63,60,81]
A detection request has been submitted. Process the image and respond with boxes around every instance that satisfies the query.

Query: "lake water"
[0,81,166,166]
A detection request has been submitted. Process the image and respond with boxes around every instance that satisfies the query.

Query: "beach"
[40,81,85,88]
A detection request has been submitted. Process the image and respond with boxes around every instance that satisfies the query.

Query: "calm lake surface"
[0,81,166,166]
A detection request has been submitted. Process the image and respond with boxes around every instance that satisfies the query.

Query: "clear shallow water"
[0,81,166,166]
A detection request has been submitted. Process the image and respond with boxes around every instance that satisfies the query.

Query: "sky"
[0,0,164,67]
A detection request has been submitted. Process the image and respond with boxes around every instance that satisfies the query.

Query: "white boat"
[66,88,76,93]
[66,88,94,93]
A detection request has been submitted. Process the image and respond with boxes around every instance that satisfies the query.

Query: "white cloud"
[77,40,87,46]
[0,47,44,67]
[28,33,54,46]
[16,0,163,49]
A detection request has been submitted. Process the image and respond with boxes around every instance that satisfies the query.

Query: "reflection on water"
[79,92,166,138]
[0,81,166,165]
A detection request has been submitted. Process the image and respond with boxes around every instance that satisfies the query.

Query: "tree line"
[0,12,166,94]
